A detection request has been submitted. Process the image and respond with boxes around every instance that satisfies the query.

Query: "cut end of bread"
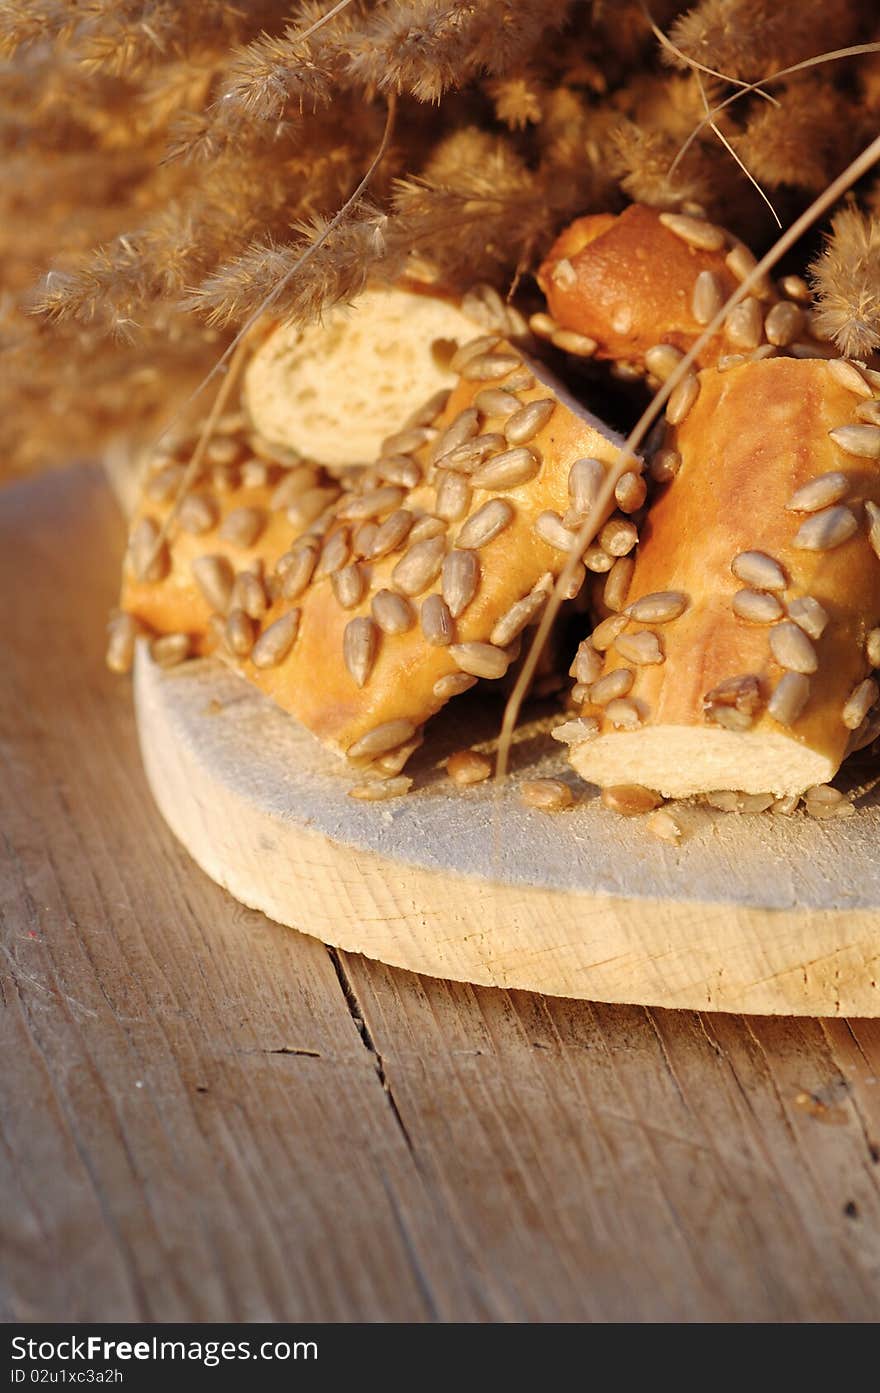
[244,286,494,469]
[568,725,835,799]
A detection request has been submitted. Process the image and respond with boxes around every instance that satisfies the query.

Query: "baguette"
[564,356,880,798]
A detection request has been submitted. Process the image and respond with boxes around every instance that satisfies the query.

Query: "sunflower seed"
[750,344,777,363]
[331,563,365,610]
[252,610,301,668]
[649,448,681,483]
[550,329,597,356]
[707,791,774,813]
[725,243,772,298]
[490,573,553,646]
[149,632,191,668]
[241,458,270,489]
[569,639,603,685]
[371,588,414,635]
[379,455,422,489]
[764,301,804,347]
[380,426,432,458]
[767,671,810,726]
[130,518,169,583]
[785,472,849,512]
[456,498,514,550]
[791,505,858,551]
[614,471,647,514]
[644,344,684,381]
[867,500,880,560]
[374,733,424,777]
[348,719,417,761]
[787,595,828,640]
[771,794,800,816]
[433,671,478,700]
[191,554,233,612]
[567,457,604,517]
[829,423,880,458]
[436,433,507,474]
[647,808,683,842]
[550,256,577,289]
[732,588,784,623]
[472,446,539,490]
[731,550,787,590]
[286,486,340,528]
[503,398,555,444]
[224,609,254,658]
[590,668,634,704]
[604,556,635,612]
[278,545,317,600]
[707,706,753,731]
[448,641,511,680]
[535,510,578,552]
[343,616,378,686]
[804,784,853,819]
[843,677,879,729]
[666,372,700,425]
[614,630,664,665]
[473,387,519,418]
[337,485,406,522]
[178,493,219,535]
[627,590,688,623]
[583,544,614,573]
[725,297,763,350]
[855,400,880,425]
[105,613,139,674]
[780,274,811,303]
[403,388,450,429]
[599,517,638,557]
[660,211,726,250]
[210,464,239,493]
[592,612,629,651]
[528,312,558,339]
[605,698,642,729]
[717,353,747,372]
[205,435,241,466]
[435,471,471,522]
[692,271,725,325]
[601,784,663,815]
[461,353,521,381]
[145,463,185,503]
[391,535,446,595]
[407,514,447,544]
[704,674,763,724]
[421,594,454,645]
[867,628,880,667]
[826,358,872,397]
[315,528,350,577]
[369,509,414,559]
[441,549,480,618]
[769,621,818,673]
[446,749,493,785]
[449,335,502,374]
[550,717,599,745]
[348,776,412,802]
[431,408,480,462]
[520,779,575,811]
[505,365,535,391]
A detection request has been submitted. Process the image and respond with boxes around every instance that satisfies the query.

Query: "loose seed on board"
[421,594,454,645]
[665,372,699,425]
[591,612,629,651]
[767,671,810,726]
[614,471,647,514]
[867,627,880,667]
[391,535,446,595]
[348,776,412,802]
[732,588,783,623]
[731,550,787,590]
[435,471,471,523]
[224,609,254,658]
[569,639,603,685]
[252,610,301,669]
[371,589,414,635]
[331,563,365,610]
[829,424,880,458]
[431,408,480,462]
[130,518,169,583]
[520,779,575,812]
[590,668,634,704]
[315,528,350,577]
[804,785,853,819]
[442,549,480,618]
[865,500,880,560]
[601,785,662,816]
[348,719,417,762]
[473,387,518,418]
[791,505,858,551]
[504,398,554,444]
[191,554,234,612]
[472,446,539,491]
[769,621,818,674]
[178,493,219,535]
[433,672,478,700]
[645,344,684,381]
[649,448,681,483]
[724,297,763,350]
[446,749,493,785]
[785,472,849,512]
[614,630,664,665]
[568,457,605,516]
[550,717,599,745]
[105,613,139,674]
[787,595,828,640]
[369,509,414,559]
[842,677,879,729]
[771,794,800,816]
[337,485,405,523]
[603,556,635,613]
[605,698,642,729]
[764,301,804,347]
[342,616,378,687]
[647,808,682,843]
[448,641,510,680]
[691,271,725,325]
[535,510,578,552]
[461,353,521,382]
[599,517,638,557]
[456,498,514,550]
[826,358,872,397]
[375,734,423,777]
[659,211,726,250]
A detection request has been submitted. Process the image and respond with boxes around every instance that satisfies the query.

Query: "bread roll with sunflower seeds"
[565,357,880,798]
[244,280,529,471]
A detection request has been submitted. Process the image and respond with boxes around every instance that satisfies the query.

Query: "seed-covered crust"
[567,357,880,797]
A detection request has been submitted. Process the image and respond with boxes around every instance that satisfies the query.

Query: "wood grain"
[2,465,880,1322]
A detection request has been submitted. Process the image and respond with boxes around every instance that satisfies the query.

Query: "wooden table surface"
[3,465,880,1323]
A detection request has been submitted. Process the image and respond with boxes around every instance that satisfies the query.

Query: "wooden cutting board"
[134,645,880,1016]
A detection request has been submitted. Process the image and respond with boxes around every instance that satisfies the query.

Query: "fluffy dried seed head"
[535,510,578,553]
[866,627,880,667]
[391,536,447,596]
[730,550,787,591]
[650,448,681,483]
[520,779,575,811]
[421,593,454,646]
[767,671,810,726]
[568,457,605,516]
[605,698,642,729]
[644,343,684,381]
[442,549,480,618]
[707,791,774,814]
[473,387,518,418]
[603,556,635,613]
[601,785,662,816]
[433,671,478,700]
[456,498,514,550]
[826,359,872,397]
[665,372,700,425]
[626,591,688,624]
[787,596,828,640]
[371,589,414,635]
[598,517,638,557]
[348,719,417,762]
[252,610,301,669]
[191,554,234,612]
[369,509,414,559]
[331,563,365,610]
[866,500,880,561]
[659,211,725,251]
[829,424,880,459]
[769,621,818,674]
[842,677,879,729]
[129,517,169,584]
[348,776,412,802]
[592,612,629,651]
[446,749,493,785]
[461,352,521,382]
[785,472,849,513]
[614,630,664,665]
[435,471,472,523]
[431,408,481,463]
[105,612,140,674]
[337,485,406,523]
[504,398,555,445]
[569,638,603,685]
[472,446,539,491]
[691,271,725,326]
[448,641,510,680]
[732,588,783,623]
[614,471,647,514]
[342,616,378,687]
[590,668,634,704]
[791,505,858,551]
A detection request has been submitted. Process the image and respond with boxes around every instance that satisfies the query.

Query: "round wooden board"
[134,644,880,1016]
